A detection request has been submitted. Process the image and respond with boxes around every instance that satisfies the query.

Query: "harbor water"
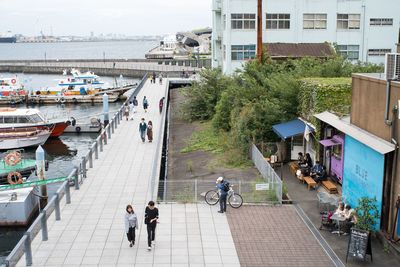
[0,72,139,264]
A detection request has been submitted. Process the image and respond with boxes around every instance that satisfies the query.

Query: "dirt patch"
[167,88,259,182]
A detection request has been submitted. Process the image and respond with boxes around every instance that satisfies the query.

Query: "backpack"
[222,181,230,192]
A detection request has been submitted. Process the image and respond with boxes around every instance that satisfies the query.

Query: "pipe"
[385,80,392,125]
[388,106,398,236]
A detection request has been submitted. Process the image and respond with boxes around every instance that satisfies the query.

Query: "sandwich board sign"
[346,228,372,262]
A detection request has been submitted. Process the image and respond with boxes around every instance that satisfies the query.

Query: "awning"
[272,119,314,140]
[320,139,341,147]
[314,111,395,154]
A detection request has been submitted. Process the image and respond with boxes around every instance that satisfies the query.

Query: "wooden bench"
[289,162,299,175]
[303,176,317,190]
[322,180,338,194]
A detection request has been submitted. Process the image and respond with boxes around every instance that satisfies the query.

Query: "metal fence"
[250,144,283,204]
[4,74,148,267]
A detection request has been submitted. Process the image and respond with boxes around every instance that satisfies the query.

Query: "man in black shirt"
[144,201,159,251]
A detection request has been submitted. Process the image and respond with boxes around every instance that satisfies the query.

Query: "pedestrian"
[216,176,229,213]
[139,118,147,143]
[144,201,159,251]
[159,74,163,85]
[129,101,135,120]
[159,97,164,114]
[147,121,153,142]
[152,72,156,83]
[143,96,149,113]
[124,204,138,247]
[124,103,129,121]
[133,96,138,113]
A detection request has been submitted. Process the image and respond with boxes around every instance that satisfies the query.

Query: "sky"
[0,0,212,36]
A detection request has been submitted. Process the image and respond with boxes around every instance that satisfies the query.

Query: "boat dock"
[7,78,240,267]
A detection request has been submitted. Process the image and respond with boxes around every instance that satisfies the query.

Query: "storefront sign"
[343,135,384,230]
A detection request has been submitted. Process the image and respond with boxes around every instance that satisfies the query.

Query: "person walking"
[145,201,159,251]
[216,176,229,213]
[147,121,153,142]
[129,101,135,120]
[124,205,138,247]
[159,74,163,85]
[124,103,129,121]
[139,118,147,143]
[159,97,164,114]
[133,96,138,113]
[152,72,156,84]
[143,96,149,113]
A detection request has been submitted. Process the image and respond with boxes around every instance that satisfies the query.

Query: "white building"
[212,0,400,74]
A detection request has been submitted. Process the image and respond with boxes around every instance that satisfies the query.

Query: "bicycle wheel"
[205,190,219,205]
[228,193,243,208]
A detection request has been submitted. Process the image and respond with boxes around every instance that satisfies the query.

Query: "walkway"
[16,79,240,267]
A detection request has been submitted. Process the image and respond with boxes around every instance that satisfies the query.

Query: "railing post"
[24,232,33,266]
[107,124,111,139]
[74,167,80,190]
[111,120,115,134]
[99,136,103,152]
[115,114,119,128]
[65,182,71,204]
[239,180,242,195]
[41,211,48,241]
[88,150,93,168]
[55,194,61,220]
[94,141,99,159]
[81,157,87,178]
[103,130,108,145]
[194,179,198,202]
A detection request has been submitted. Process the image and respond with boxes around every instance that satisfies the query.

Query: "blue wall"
[343,135,385,229]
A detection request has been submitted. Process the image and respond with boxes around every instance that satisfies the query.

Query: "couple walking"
[139,118,153,143]
[124,201,159,251]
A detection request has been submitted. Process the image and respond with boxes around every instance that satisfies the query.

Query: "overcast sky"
[0,0,212,36]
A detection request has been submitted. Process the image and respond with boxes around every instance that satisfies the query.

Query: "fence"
[3,74,148,267]
[250,144,283,204]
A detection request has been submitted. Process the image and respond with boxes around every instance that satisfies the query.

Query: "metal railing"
[250,144,283,204]
[4,74,148,267]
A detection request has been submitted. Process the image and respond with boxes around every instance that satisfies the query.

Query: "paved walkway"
[227,205,335,267]
[16,80,240,267]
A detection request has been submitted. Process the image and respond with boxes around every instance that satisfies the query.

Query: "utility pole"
[257,0,263,62]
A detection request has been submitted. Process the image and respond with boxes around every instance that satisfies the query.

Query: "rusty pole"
[257,0,263,62]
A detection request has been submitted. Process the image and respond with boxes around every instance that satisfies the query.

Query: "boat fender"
[72,98,78,104]
[76,126,81,133]
[71,117,76,126]
[7,171,23,185]
[56,97,61,103]
[4,152,22,166]
[30,98,35,104]
[60,97,66,103]
[9,99,16,105]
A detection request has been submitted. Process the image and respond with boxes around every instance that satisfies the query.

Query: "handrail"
[4,73,148,267]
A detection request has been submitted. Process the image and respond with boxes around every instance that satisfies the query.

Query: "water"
[0,73,139,264]
[0,40,159,60]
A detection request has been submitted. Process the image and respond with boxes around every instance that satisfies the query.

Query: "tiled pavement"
[16,80,240,267]
[227,205,335,267]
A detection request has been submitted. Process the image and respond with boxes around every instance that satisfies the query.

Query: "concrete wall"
[351,73,400,234]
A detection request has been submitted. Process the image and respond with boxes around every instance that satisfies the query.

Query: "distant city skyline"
[0,0,211,36]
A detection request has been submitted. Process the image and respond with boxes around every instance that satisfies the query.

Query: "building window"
[231,14,256,30]
[303,14,327,29]
[231,45,256,60]
[370,18,393,26]
[223,15,226,30]
[337,14,360,29]
[368,49,391,56]
[266,13,290,29]
[337,45,360,60]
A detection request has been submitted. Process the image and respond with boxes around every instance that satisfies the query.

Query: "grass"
[181,121,252,169]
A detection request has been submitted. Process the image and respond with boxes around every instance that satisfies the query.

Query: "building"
[212,0,400,74]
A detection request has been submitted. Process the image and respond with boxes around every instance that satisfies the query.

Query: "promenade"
[16,79,240,267]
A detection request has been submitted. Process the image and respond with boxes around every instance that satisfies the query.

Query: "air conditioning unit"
[384,53,400,81]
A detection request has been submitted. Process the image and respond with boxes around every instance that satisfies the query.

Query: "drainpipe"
[361,2,366,61]
[385,80,393,125]
[389,106,399,236]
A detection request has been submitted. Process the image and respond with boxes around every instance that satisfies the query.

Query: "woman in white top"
[124,204,138,247]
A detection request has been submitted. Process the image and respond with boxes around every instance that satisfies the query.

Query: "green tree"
[355,197,380,232]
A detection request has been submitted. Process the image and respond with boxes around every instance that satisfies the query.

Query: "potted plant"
[355,196,380,233]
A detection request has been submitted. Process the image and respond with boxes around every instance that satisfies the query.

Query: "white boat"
[0,127,51,150]
[0,77,26,96]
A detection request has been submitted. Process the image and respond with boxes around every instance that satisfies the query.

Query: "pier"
[6,78,240,267]
[0,59,211,78]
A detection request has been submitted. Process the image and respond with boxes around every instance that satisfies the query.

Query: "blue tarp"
[272,119,313,139]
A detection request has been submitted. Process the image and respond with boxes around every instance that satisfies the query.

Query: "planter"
[282,192,292,204]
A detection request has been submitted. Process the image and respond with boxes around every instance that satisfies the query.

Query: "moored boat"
[0,127,51,150]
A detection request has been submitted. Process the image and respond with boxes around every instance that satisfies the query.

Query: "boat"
[0,108,70,137]
[64,118,102,133]
[0,77,26,105]
[0,127,51,150]
[28,93,120,104]
[0,31,17,43]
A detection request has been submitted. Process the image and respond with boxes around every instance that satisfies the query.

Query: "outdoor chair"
[319,211,335,231]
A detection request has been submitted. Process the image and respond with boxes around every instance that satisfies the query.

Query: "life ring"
[4,152,21,166]
[75,126,81,133]
[60,97,66,103]
[7,171,23,185]
[11,79,16,84]
[55,97,61,103]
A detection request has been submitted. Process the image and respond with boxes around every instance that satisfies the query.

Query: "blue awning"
[272,119,314,140]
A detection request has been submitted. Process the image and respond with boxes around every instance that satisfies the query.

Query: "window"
[223,15,226,30]
[337,14,360,29]
[370,18,393,26]
[231,14,256,29]
[3,116,15,123]
[231,45,256,60]
[266,13,290,29]
[303,14,327,29]
[337,45,360,60]
[368,49,391,56]
[17,117,30,123]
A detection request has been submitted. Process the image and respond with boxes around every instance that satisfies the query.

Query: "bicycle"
[205,185,243,208]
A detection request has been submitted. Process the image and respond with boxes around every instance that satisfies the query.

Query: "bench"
[322,180,338,194]
[289,162,299,175]
[303,176,317,190]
